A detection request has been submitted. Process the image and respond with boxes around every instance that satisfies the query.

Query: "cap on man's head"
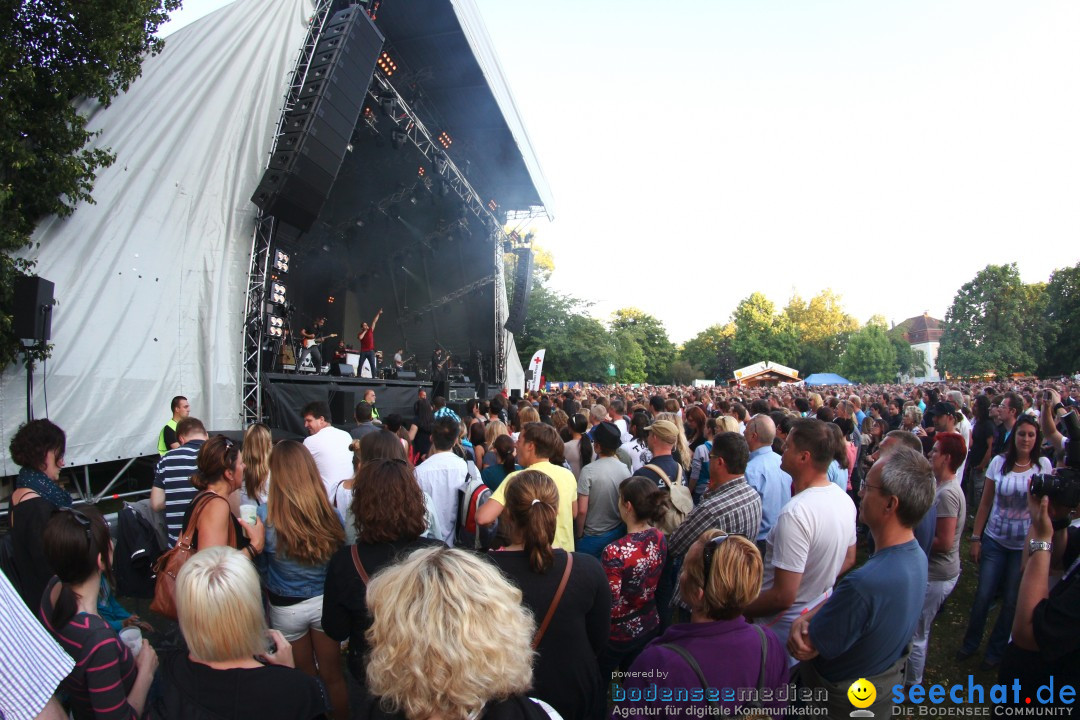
[646,419,679,445]
[593,422,622,451]
[932,402,959,421]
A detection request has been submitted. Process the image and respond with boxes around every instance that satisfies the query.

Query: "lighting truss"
[241,0,337,426]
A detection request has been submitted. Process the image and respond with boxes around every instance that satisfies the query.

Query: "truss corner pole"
[240,0,336,427]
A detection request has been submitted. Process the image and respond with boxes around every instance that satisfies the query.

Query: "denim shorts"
[269,594,324,642]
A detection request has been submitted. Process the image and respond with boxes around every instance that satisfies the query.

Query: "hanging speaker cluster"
[251,7,385,232]
[503,248,534,336]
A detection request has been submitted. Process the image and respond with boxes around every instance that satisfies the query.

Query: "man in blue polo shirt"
[788,446,934,718]
[744,414,792,554]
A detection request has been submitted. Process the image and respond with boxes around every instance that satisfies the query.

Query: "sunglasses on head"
[59,507,92,541]
[702,533,730,590]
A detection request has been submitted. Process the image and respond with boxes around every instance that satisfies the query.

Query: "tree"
[937,264,1040,378]
[0,0,181,366]
[669,360,703,386]
[611,329,647,385]
[610,308,676,385]
[839,322,898,384]
[1040,263,1080,376]
[730,293,799,368]
[783,290,858,375]
[679,323,737,381]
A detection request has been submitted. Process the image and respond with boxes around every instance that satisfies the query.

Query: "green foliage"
[783,290,858,376]
[669,360,703,386]
[0,0,181,366]
[730,293,799,368]
[840,324,898,383]
[888,326,927,379]
[937,264,1041,378]
[1040,263,1080,376]
[679,323,737,381]
[610,308,676,384]
[612,329,647,384]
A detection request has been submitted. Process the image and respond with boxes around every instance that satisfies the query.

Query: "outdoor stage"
[262,372,481,435]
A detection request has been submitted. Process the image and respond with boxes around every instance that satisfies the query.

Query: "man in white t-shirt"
[414,416,468,546]
[302,401,354,499]
[744,418,857,664]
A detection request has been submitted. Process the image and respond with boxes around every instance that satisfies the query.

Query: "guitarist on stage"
[298,316,336,373]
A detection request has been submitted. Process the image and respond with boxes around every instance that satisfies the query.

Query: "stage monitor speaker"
[330,390,359,425]
[432,381,448,400]
[14,275,55,342]
[251,11,384,231]
[330,363,355,377]
[475,383,489,400]
[396,370,417,379]
[503,248,533,335]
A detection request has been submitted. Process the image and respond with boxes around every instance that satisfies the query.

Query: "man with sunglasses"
[787,446,935,717]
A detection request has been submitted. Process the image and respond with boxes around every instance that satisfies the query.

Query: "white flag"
[527,349,546,392]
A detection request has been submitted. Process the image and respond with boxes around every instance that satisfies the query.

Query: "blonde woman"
[483,419,510,468]
[257,441,347,719]
[655,411,691,473]
[240,423,272,507]
[155,546,329,719]
[361,547,552,720]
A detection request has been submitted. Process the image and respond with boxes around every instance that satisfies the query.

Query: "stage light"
[417,165,425,177]
[487,199,498,212]
[378,91,395,117]
[267,315,284,337]
[391,128,408,150]
[273,251,290,272]
[438,131,452,149]
[328,296,335,304]
[346,143,354,153]
[377,52,397,77]
[271,282,286,304]
[433,150,448,174]
[356,218,365,228]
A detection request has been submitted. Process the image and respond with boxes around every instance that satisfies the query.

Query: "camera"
[1030,409,1080,508]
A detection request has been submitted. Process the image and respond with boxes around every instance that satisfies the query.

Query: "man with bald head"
[745,414,793,553]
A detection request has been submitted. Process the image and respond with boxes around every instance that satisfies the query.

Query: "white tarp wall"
[0,0,313,473]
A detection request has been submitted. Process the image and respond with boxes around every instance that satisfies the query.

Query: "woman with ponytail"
[480,434,521,491]
[487,470,610,720]
[600,476,670,682]
[41,508,159,719]
[561,413,593,479]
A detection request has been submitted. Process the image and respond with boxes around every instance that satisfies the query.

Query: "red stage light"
[328,296,336,304]
[378,52,397,76]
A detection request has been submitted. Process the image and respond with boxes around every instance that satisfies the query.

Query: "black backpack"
[114,502,167,598]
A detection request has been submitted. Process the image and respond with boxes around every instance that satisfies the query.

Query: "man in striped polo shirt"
[150,416,207,545]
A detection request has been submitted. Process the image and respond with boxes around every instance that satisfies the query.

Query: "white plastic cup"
[239,504,258,527]
[119,627,142,658]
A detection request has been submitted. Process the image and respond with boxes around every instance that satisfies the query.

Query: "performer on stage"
[431,347,450,399]
[394,348,404,369]
[298,316,334,373]
[356,308,382,377]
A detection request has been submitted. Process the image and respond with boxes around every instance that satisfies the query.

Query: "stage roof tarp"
[1,0,539,472]
[803,373,854,386]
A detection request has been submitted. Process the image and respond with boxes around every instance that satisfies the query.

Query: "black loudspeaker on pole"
[503,248,533,336]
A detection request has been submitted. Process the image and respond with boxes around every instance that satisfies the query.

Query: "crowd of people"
[2,376,1079,719]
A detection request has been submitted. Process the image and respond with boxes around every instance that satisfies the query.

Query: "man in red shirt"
[356,308,382,377]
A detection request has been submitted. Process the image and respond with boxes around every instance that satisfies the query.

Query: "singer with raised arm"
[356,308,382,378]
[297,317,336,374]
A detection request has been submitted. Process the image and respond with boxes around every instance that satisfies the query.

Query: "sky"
[161,1,1080,345]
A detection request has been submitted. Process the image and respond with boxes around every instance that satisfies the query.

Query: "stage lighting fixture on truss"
[266,315,285,338]
[433,150,448,175]
[391,128,408,149]
[438,131,452,149]
[271,282,287,305]
[273,250,290,272]
[378,91,396,118]
[377,51,397,77]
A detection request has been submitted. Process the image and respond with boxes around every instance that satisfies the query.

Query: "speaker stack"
[503,248,534,335]
[251,7,385,231]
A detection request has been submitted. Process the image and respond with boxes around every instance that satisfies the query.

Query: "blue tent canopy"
[803,373,853,386]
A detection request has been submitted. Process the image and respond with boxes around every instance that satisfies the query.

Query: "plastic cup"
[119,627,142,658]
[239,504,258,527]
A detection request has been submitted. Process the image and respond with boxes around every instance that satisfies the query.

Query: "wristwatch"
[1029,539,1052,554]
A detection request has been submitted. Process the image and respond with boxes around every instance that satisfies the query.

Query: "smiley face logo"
[847,678,876,709]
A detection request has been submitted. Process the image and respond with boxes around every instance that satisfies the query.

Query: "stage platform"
[262,372,482,435]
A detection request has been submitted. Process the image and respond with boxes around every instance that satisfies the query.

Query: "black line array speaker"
[251,8,385,232]
[14,275,55,342]
[503,248,534,336]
